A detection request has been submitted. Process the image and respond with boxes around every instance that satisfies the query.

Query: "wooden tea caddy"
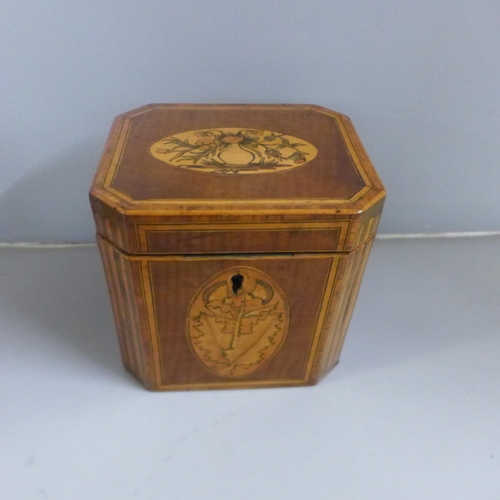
[90,104,385,390]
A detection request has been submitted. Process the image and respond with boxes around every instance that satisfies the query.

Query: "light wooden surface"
[97,236,373,390]
[1,237,499,499]
[90,104,386,255]
[90,104,385,390]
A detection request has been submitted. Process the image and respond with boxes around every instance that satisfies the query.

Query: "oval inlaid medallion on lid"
[150,127,318,175]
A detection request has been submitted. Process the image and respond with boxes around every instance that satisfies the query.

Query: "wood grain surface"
[91,104,385,390]
[90,104,385,254]
[96,235,375,390]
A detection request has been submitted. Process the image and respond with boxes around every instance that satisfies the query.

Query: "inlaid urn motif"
[150,128,318,175]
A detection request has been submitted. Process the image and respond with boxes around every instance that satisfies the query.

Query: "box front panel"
[140,254,340,390]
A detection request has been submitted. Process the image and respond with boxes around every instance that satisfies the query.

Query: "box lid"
[90,104,385,254]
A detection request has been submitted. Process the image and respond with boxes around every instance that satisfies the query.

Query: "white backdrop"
[1,0,499,242]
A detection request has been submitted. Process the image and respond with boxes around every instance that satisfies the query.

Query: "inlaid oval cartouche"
[186,267,289,377]
[150,128,318,175]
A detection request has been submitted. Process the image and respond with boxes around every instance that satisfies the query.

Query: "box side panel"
[324,236,375,375]
[309,236,375,381]
[97,237,156,388]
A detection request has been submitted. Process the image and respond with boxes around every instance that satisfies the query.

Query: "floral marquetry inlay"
[186,267,289,377]
[150,128,318,175]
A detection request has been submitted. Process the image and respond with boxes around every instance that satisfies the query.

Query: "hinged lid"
[90,104,385,255]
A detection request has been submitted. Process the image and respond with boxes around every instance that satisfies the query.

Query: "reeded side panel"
[97,237,153,388]
[311,237,375,381]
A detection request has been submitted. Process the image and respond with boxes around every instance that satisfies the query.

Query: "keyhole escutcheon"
[231,274,244,294]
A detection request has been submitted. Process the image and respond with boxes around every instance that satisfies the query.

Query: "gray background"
[1,0,499,243]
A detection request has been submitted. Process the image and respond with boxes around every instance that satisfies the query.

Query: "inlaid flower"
[196,137,216,146]
[240,129,263,139]
[221,135,244,144]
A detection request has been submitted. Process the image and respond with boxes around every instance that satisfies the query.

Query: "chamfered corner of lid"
[89,112,134,214]
[110,102,194,121]
[119,103,169,119]
[326,109,386,215]
[352,180,386,216]
[307,104,350,120]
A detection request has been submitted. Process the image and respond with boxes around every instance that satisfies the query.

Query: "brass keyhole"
[231,274,244,294]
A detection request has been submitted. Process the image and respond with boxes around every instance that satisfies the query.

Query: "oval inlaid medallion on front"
[186,267,289,378]
[150,128,318,175]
